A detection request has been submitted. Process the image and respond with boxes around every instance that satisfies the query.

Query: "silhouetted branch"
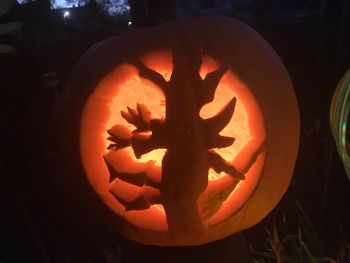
[202,97,236,135]
[206,134,235,149]
[104,157,147,185]
[107,124,132,150]
[110,192,151,211]
[208,150,245,180]
[130,58,168,91]
[241,140,266,174]
[121,103,152,132]
[199,64,229,106]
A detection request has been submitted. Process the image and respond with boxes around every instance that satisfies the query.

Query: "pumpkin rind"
[70,16,299,246]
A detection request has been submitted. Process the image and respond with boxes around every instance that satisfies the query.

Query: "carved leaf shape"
[121,103,152,133]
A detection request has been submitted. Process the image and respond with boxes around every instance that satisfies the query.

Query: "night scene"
[1,0,350,262]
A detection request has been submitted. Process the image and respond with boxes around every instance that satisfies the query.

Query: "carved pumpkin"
[72,16,299,245]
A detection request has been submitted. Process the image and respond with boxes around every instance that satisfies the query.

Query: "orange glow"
[105,68,166,165]
[80,51,266,231]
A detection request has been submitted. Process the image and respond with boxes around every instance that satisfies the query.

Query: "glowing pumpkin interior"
[80,50,266,233]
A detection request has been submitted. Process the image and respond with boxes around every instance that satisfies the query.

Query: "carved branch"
[106,124,132,150]
[114,104,167,158]
[137,103,152,126]
[105,156,162,210]
[198,64,229,106]
[104,156,146,185]
[130,58,168,91]
[170,44,204,81]
[206,135,235,149]
[110,193,151,211]
[208,150,245,180]
[202,97,236,136]
[110,188,162,211]
[241,140,266,174]
[121,103,152,133]
[131,134,158,158]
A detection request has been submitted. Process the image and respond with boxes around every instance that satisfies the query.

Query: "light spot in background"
[63,10,70,18]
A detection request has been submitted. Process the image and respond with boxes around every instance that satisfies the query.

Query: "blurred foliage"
[250,201,350,263]
[0,0,21,54]
[0,0,15,16]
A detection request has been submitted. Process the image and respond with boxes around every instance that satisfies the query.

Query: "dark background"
[1,0,350,262]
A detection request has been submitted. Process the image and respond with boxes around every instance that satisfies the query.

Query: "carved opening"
[100,49,265,235]
[80,45,266,236]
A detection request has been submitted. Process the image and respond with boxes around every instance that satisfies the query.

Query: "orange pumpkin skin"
[70,16,299,246]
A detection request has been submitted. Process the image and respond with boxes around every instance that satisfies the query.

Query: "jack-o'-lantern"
[71,16,299,246]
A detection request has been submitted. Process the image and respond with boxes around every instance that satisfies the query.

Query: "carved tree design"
[104,46,264,240]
